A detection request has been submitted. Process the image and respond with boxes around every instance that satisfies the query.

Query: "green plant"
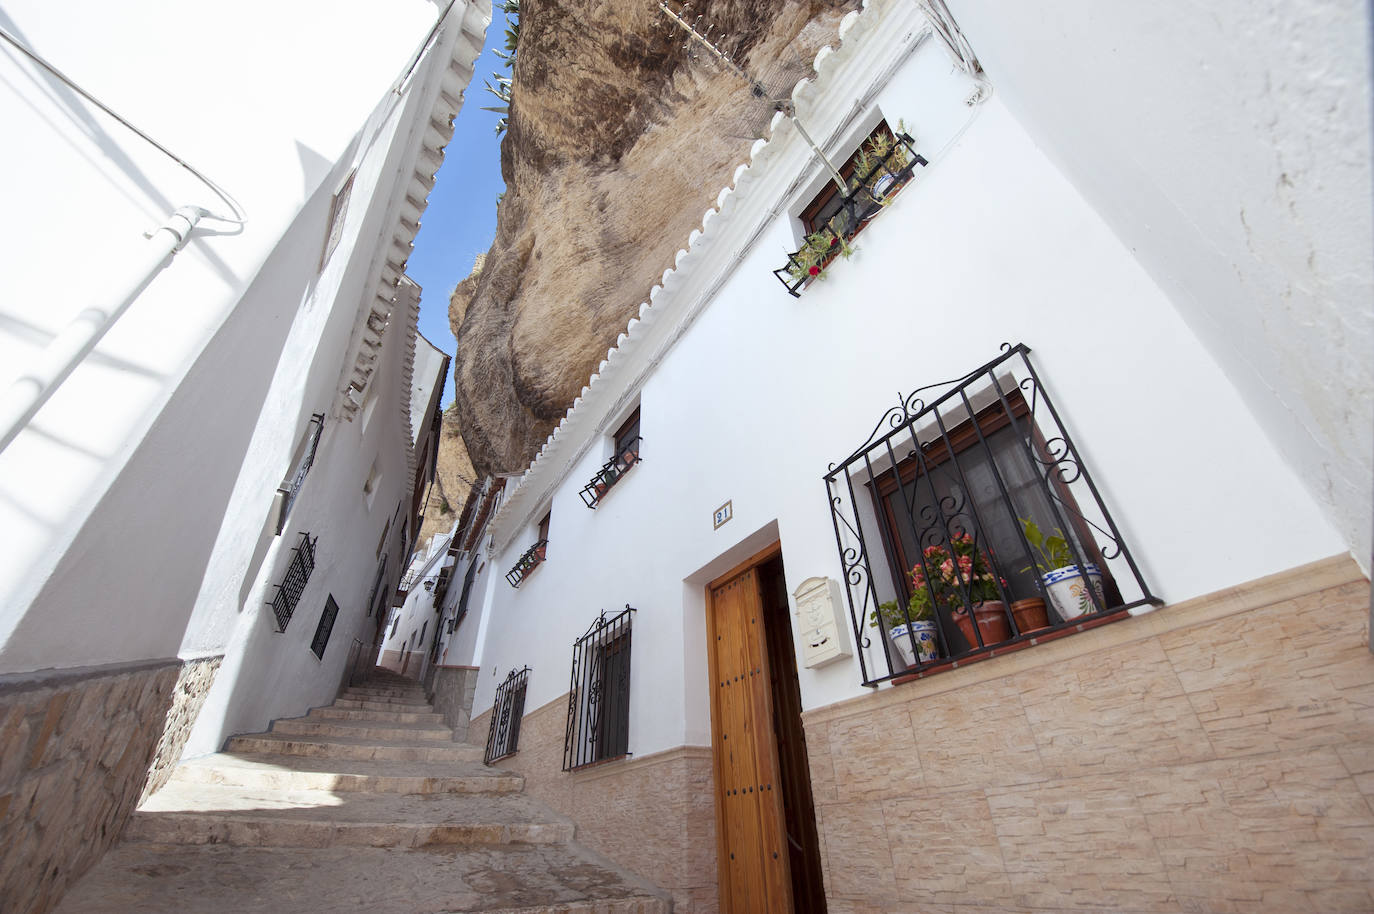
[786,228,854,283]
[1019,517,1075,574]
[869,591,934,630]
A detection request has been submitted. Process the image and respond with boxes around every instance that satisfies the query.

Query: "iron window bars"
[578,436,642,508]
[505,539,548,588]
[268,532,317,632]
[485,666,530,764]
[825,343,1158,687]
[774,133,927,297]
[311,594,339,659]
[275,413,325,534]
[563,606,635,771]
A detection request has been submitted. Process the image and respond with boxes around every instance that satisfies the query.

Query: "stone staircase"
[54,670,669,913]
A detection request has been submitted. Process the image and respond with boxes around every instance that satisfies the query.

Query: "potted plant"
[869,590,938,668]
[926,534,1012,650]
[1019,518,1106,622]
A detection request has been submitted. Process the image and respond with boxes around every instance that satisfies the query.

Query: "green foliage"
[785,224,854,284]
[1019,517,1075,574]
[484,0,520,135]
[869,592,934,630]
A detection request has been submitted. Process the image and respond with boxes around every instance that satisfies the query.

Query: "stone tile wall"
[471,696,719,913]
[802,556,1374,913]
[427,664,478,741]
[138,657,221,803]
[0,658,182,914]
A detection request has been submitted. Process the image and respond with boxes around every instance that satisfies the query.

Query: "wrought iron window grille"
[485,666,530,764]
[275,413,325,534]
[505,539,548,588]
[563,605,635,771]
[825,343,1158,687]
[268,532,317,632]
[774,133,927,297]
[579,436,642,508]
[311,594,339,659]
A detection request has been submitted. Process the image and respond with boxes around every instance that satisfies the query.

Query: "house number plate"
[713,500,732,529]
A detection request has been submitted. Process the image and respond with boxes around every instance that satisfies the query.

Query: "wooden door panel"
[710,567,793,914]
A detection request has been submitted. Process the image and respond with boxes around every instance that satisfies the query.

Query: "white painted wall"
[943,0,1374,568]
[470,7,1348,761]
[0,0,451,671]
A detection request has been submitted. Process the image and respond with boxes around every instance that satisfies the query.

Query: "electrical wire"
[0,24,247,225]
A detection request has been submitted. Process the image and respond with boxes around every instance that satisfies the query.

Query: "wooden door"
[708,563,793,914]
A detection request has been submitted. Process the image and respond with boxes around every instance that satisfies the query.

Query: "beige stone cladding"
[0,658,182,914]
[471,693,719,913]
[427,664,478,741]
[803,555,1374,913]
[138,657,221,803]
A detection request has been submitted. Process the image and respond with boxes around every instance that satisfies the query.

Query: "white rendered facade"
[463,0,1367,762]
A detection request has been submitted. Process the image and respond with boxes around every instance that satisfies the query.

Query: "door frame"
[705,540,790,913]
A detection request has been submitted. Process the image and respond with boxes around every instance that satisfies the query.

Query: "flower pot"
[887,620,939,667]
[951,600,1012,650]
[1009,597,1050,634]
[1042,563,1106,622]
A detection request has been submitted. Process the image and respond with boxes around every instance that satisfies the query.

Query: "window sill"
[889,608,1133,687]
[566,753,632,774]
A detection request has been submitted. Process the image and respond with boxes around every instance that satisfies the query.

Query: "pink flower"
[808,265,821,276]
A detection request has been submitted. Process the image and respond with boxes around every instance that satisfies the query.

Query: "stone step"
[226,732,484,763]
[270,716,453,742]
[308,706,444,724]
[328,696,435,712]
[170,752,522,795]
[52,844,671,914]
[125,783,575,848]
[341,686,426,700]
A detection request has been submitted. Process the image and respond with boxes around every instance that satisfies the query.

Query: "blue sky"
[408,7,511,407]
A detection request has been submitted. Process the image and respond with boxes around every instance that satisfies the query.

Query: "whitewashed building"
[0,0,487,908]
[446,1,1374,912]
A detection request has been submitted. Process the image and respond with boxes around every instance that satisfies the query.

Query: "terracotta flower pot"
[951,600,1012,650]
[1010,597,1050,634]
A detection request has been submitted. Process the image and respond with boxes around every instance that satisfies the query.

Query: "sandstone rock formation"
[451,0,858,476]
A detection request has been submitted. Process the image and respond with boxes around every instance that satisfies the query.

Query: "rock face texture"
[451,0,858,476]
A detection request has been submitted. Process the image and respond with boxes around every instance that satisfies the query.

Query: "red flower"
[829,236,840,247]
[808,265,821,276]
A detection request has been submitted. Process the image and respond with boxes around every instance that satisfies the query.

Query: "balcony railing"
[268,532,317,632]
[578,437,642,508]
[824,343,1158,687]
[485,666,530,764]
[505,539,548,588]
[774,133,927,297]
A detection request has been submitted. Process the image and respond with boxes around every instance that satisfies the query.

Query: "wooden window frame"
[613,408,640,466]
[798,120,898,234]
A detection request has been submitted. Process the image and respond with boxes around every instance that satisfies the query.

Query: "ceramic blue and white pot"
[888,620,939,667]
[1042,563,1105,621]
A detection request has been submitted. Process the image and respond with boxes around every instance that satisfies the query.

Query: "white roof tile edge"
[490,0,933,551]
[336,0,489,424]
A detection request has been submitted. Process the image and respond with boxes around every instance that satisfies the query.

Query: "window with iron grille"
[563,606,634,771]
[268,532,317,632]
[311,594,339,659]
[275,414,325,535]
[485,666,530,764]
[579,408,642,508]
[825,344,1157,686]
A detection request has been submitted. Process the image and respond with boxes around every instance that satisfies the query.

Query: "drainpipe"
[0,206,205,454]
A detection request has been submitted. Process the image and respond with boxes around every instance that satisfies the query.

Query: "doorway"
[706,543,827,914]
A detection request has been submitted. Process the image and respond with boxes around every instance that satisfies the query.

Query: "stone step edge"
[122,816,576,849]
[270,720,455,741]
[169,766,523,795]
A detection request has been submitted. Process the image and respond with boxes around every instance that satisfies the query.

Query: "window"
[274,414,325,535]
[310,594,339,659]
[321,170,355,267]
[389,613,400,639]
[774,120,927,296]
[579,408,642,508]
[505,510,550,588]
[268,533,317,632]
[824,344,1156,686]
[563,607,634,771]
[484,666,530,764]
[366,555,387,618]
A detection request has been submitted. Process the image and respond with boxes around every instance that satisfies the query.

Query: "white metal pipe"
[0,206,204,453]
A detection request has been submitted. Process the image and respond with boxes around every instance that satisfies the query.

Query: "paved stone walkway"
[54,670,669,913]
